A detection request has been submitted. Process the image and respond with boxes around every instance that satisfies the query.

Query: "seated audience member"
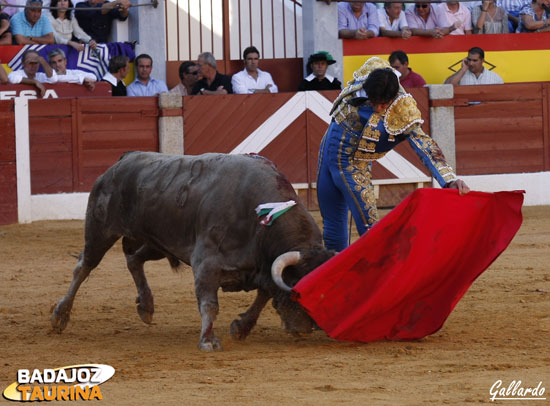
[192,52,232,95]
[298,51,342,91]
[389,50,426,88]
[437,1,473,34]
[472,0,509,32]
[101,54,128,96]
[10,0,55,45]
[127,54,168,97]
[338,1,379,39]
[498,0,530,31]
[405,3,457,37]
[48,48,96,90]
[75,0,130,43]
[49,0,98,51]
[378,2,412,38]
[518,0,550,32]
[2,0,26,17]
[232,46,278,94]
[170,61,198,96]
[0,61,8,84]
[0,7,12,45]
[8,49,57,97]
[444,47,503,85]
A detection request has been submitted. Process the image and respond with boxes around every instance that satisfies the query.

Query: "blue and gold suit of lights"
[317,57,457,251]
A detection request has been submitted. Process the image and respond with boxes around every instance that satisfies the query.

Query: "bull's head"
[270,250,333,335]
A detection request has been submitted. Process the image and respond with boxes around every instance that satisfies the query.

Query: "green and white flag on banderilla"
[255,200,297,226]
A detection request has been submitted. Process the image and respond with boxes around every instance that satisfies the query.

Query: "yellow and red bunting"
[343,33,550,85]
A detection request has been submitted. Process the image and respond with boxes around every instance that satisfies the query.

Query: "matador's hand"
[446,179,470,195]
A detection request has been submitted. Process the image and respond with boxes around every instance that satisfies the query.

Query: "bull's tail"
[167,254,183,273]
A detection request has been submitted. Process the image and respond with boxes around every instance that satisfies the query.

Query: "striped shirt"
[459,68,503,85]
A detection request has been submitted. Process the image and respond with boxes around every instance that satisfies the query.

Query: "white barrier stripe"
[231,92,305,154]
[14,97,31,223]
[378,150,427,179]
[306,91,332,124]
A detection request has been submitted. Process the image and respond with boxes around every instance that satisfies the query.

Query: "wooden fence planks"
[28,97,160,194]
[452,83,547,175]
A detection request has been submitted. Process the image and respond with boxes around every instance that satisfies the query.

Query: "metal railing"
[165,0,302,63]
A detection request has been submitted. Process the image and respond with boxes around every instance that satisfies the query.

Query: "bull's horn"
[271,251,301,292]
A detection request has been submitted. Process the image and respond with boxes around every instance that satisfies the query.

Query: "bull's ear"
[271,251,301,292]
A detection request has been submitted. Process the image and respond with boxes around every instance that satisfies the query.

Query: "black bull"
[51,151,334,351]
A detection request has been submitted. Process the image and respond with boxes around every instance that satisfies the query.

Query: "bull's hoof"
[198,338,222,352]
[50,309,70,333]
[137,307,153,324]
[230,318,251,341]
[135,295,154,324]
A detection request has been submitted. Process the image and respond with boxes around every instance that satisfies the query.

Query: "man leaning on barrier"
[48,48,96,91]
[338,1,380,39]
[10,0,55,45]
[231,46,278,94]
[192,52,232,95]
[8,49,58,97]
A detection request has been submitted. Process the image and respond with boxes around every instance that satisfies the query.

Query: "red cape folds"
[293,189,524,342]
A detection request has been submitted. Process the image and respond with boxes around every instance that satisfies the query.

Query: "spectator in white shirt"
[378,2,412,38]
[444,47,503,85]
[8,49,57,97]
[438,1,473,34]
[48,48,96,90]
[48,0,98,52]
[231,46,278,94]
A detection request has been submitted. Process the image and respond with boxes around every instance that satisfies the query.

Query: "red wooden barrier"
[183,88,432,208]
[29,97,160,195]
[451,83,550,175]
[0,82,111,100]
[0,100,16,225]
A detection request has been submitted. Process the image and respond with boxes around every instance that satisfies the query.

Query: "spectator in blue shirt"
[10,0,54,45]
[127,54,169,97]
[338,1,380,39]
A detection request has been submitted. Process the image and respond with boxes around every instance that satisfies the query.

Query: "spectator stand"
[0,43,136,86]
[342,33,550,85]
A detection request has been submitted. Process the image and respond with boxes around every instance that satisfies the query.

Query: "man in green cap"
[298,51,342,91]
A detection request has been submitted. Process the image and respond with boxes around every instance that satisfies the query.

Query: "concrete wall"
[302,0,343,83]
[127,0,167,83]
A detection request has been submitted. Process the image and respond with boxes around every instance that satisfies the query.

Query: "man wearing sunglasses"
[170,61,199,96]
[405,2,458,38]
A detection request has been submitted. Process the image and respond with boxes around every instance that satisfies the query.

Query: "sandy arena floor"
[0,206,549,405]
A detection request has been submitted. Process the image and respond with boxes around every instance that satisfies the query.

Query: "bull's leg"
[123,239,165,324]
[192,259,222,351]
[230,288,270,340]
[51,234,119,332]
